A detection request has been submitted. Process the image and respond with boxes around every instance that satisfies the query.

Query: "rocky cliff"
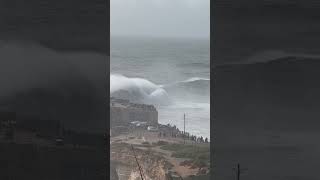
[110,98,158,127]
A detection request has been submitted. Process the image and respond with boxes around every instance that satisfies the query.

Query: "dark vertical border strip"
[105,0,110,179]
[210,0,215,179]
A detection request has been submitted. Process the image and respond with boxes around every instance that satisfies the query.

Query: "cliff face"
[110,99,158,127]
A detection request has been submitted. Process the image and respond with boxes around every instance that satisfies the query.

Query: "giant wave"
[110,74,171,106]
[110,74,210,105]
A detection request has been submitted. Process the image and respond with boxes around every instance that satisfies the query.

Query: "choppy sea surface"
[110,36,210,139]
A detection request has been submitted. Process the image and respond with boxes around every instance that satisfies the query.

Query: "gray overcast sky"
[111,0,210,38]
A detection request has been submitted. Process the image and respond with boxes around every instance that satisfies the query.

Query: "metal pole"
[184,113,185,144]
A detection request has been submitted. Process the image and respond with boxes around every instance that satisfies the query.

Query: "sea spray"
[110,74,171,106]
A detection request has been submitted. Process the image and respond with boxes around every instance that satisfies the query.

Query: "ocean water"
[110,36,210,139]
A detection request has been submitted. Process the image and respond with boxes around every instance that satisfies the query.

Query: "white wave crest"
[160,77,210,88]
[110,74,170,106]
[181,77,210,83]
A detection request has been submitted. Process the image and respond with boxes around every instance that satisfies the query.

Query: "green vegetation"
[160,143,210,168]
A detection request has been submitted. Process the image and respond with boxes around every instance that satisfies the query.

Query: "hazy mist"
[111,0,210,38]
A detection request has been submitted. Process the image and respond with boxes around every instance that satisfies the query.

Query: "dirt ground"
[111,128,209,179]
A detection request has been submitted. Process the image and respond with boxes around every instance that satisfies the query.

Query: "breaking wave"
[160,77,209,87]
[162,77,210,100]
[181,77,210,83]
[110,74,171,106]
[110,74,210,105]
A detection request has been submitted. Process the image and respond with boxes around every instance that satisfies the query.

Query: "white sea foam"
[181,77,210,83]
[159,77,210,88]
[110,74,170,105]
[110,74,210,105]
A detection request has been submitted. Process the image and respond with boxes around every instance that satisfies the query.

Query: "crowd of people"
[158,123,209,143]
